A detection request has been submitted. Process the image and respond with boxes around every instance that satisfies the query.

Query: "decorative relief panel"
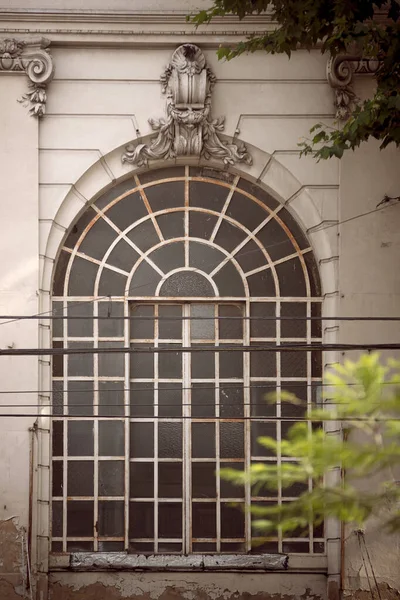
[122,44,252,167]
[0,37,54,116]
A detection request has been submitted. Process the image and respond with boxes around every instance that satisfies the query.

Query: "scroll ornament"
[0,38,54,117]
[122,44,252,167]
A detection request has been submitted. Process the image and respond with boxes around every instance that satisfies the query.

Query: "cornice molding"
[0,36,54,116]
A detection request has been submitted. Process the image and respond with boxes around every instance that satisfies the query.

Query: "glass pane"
[52,461,63,496]
[189,242,224,274]
[219,304,243,339]
[98,342,125,377]
[67,461,94,496]
[52,541,63,552]
[158,422,182,459]
[53,249,70,296]
[127,219,160,253]
[247,269,276,297]
[98,501,124,536]
[67,500,93,536]
[281,303,307,338]
[281,384,307,418]
[52,421,63,456]
[99,541,125,551]
[68,256,98,297]
[251,422,276,458]
[156,212,184,239]
[139,166,184,184]
[160,271,215,297]
[220,463,245,499]
[221,503,245,537]
[52,501,62,537]
[99,461,124,496]
[130,423,154,458]
[68,421,94,456]
[68,381,94,417]
[159,383,182,417]
[250,302,276,338]
[130,344,153,378]
[192,503,216,538]
[79,216,117,261]
[129,541,154,553]
[226,192,267,231]
[282,541,310,553]
[191,344,215,379]
[130,463,154,498]
[219,346,243,378]
[214,220,247,253]
[158,304,182,339]
[150,242,185,273]
[52,342,63,377]
[68,342,93,377]
[220,422,244,459]
[107,239,140,272]
[129,262,161,296]
[256,217,294,262]
[250,384,277,417]
[213,262,245,297]
[130,304,154,339]
[52,302,64,337]
[158,463,182,498]
[189,212,218,240]
[98,421,124,456]
[99,381,124,417]
[130,383,154,417]
[281,351,307,377]
[192,423,215,458]
[191,383,215,418]
[129,502,154,538]
[67,302,93,337]
[221,542,245,552]
[192,463,216,499]
[250,350,276,377]
[67,541,94,552]
[52,381,64,416]
[103,191,147,228]
[158,503,182,538]
[220,384,243,418]
[275,258,306,297]
[192,542,216,552]
[159,344,182,379]
[99,301,124,337]
[190,304,215,340]
[235,240,266,273]
[189,180,229,212]
[145,181,185,211]
[158,542,182,553]
[98,268,127,296]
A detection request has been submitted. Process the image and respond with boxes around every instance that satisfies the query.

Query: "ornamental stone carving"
[122,44,252,167]
[327,55,380,120]
[0,37,54,117]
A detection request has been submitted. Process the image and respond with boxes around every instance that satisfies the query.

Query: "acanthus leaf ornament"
[122,44,252,167]
[0,37,54,117]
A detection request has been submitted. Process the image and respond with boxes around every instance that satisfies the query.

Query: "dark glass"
[52,461,63,496]
[191,344,215,379]
[219,345,243,378]
[68,256,98,296]
[221,504,245,537]
[192,423,215,458]
[275,258,307,297]
[312,351,322,377]
[192,503,216,537]
[190,304,214,340]
[236,178,279,211]
[250,383,277,417]
[129,262,162,296]
[79,216,117,261]
[278,208,310,250]
[130,383,154,417]
[130,304,154,339]
[251,540,279,553]
[158,542,182,553]
[226,192,267,231]
[251,422,276,458]
[250,350,276,377]
[189,180,230,212]
[214,262,245,297]
[67,461,94,496]
[150,242,185,273]
[314,542,325,553]
[98,501,124,536]
[99,541,125,551]
[98,342,125,377]
[159,384,182,417]
[98,268,127,297]
[67,421,94,456]
[67,500,94,536]
[220,422,244,459]
[129,502,154,538]
[130,423,154,458]
[192,463,216,498]
[52,341,63,377]
[191,383,215,418]
[156,212,184,239]
[103,191,147,229]
[192,542,216,552]
[280,384,307,418]
[130,463,154,498]
[189,212,218,240]
[282,481,308,498]
[52,301,63,337]
[281,303,307,338]
[51,541,63,552]
[219,384,243,418]
[67,541,94,551]
[247,269,276,297]
[313,521,324,538]
[68,381,93,416]
[158,422,182,459]
[281,351,307,377]
[250,302,276,338]
[220,462,245,499]
[189,242,224,274]
[52,421,63,457]
[145,181,185,211]
[160,271,215,297]
[127,219,160,253]
[107,239,140,272]
[99,381,124,417]
[256,217,294,262]
[129,541,154,553]
[158,503,182,538]
[159,345,182,379]
[221,542,245,552]
[158,463,183,498]
[219,304,243,339]
[130,344,154,378]
[68,342,93,377]
[52,501,63,537]
[282,541,310,553]
[99,461,124,496]
[67,302,93,337]
[99,301,125,337]
[311,303,322,338]
[158,304,182,339]
[53,249,70,296]
[64,207,96,250]
[99,421,124,456]
[139,166,185,184]
[214,220,248,253]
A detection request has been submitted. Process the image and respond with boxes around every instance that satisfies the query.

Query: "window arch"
[51,165,322,556]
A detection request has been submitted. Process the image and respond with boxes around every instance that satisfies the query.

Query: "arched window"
[51,166,322,556]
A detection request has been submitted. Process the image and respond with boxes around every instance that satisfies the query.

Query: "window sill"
[49,552,327,573]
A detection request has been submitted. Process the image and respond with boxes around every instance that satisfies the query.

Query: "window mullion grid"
[183,303,191,554]
[62,298,68,553]
[276,299,282,553]
[154,303,159,553]
[244,299,251,552]
[124,298,130,551]
[307,300,313,554]
[215,304,221,552]
[93,299,99,551]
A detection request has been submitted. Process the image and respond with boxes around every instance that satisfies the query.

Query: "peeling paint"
[0,519,25,599]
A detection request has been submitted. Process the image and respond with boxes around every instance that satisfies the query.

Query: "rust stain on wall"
[344,583,400,600]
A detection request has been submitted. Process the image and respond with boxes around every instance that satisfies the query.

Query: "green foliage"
[220,354,400,538]
[188,1,400,159]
